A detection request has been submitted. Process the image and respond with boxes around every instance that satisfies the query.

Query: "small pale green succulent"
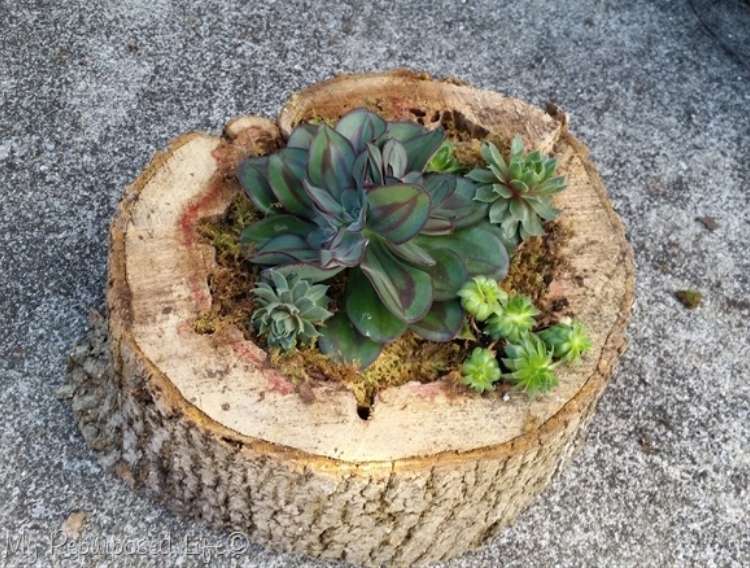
[467,135,566,246]
[457,276,508,321]
[251,270,333,351]
[502,334,558,396]
[462,347,501,392]
[426,142,463,174]
[486,294,539,342]
[539,319,592,362]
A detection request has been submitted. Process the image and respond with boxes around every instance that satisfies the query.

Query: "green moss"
[271,333,464,407]
[194,312,219,334]
[359,333,464,403]
[502,221,571,307]
[304,115,336,127]
[675,289,702,309]
[195,193,260,335]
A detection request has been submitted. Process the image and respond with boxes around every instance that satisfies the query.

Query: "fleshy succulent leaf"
[237,157,276,214]
[267,149,313,217]
[252,234,319,265]
[420,216,455,236]
[487,294,539,342]
[384,240,436,268]
[473,136,566,243]
[462,347,501,392]
[382,121,425,143]
[345,269,407,343]
[287,123,319,149]
[266,264,344,283]
[366,142,385,185]
[539,320,592,362]
[381,139,409,179]
[402,127,446,172]
[240,214,315,246]
[308,125,356,196]
[427,176,487,231]
[510,135,525,156]
[360,238,432,323]
[466,168,497,184]
[416,223,509,279]
[457,276,508,321]
[423,173,456,204]
[502,334,558,396]
[335,109,387,154]
[366,184,431,243]
[302,178,344,217]
[409,299,464,342]
[251,270,333,351]
[318,312,382,368]
[319,229,367,268]
[425,248,469,301]
[426,142,463,174]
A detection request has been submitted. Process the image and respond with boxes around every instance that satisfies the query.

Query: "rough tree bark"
[64,71,635,567]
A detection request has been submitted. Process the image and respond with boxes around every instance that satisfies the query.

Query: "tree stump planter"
[66,70,635,567]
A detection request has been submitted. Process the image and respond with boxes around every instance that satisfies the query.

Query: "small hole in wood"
[356,405,371,420]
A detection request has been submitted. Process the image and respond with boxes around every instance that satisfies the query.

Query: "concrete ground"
[1,0,748,565]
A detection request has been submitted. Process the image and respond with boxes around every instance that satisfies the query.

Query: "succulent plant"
[239,109,509,365]
[461,347,501,392]
[486,294,539,343]
[539,319,592,362]
[457,276,508,321]
[502,334,558,395]
[251,270,333,351]
[426,141,463,174]
[467,135,566,246]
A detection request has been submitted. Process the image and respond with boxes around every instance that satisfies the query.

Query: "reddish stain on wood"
[177,172,229,310]
[409,381,447,401]
[176,320,194,337]
[230,340,267,369]
[264,370,295,396]
[178,174,226,247]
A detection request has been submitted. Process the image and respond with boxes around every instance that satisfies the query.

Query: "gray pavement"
[1,0,749,566]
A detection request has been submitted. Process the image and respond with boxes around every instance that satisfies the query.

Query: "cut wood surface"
[67,70,635,566]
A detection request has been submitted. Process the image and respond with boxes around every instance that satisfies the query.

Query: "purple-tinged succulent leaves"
[345,269,407,343]
[240,214,315,247]
[267,149,313,218]
[422,175,488,235]
[319,229,368,268]
[366,184,430,244]
[384,240,435,268]
[308,125,356,197]
[416,223,509,280]
[266,264,344,283]
[251,234,318,265]
[238,109,515,366]
[237,157,276,214]
[409,299,464,342]
[335,109,386,154]
[360,238,432,323]
[286,123,319,150]
[423,248,468,301]
[317,312,382,368]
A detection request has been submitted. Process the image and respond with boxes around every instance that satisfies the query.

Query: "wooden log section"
[66,70,635,566]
